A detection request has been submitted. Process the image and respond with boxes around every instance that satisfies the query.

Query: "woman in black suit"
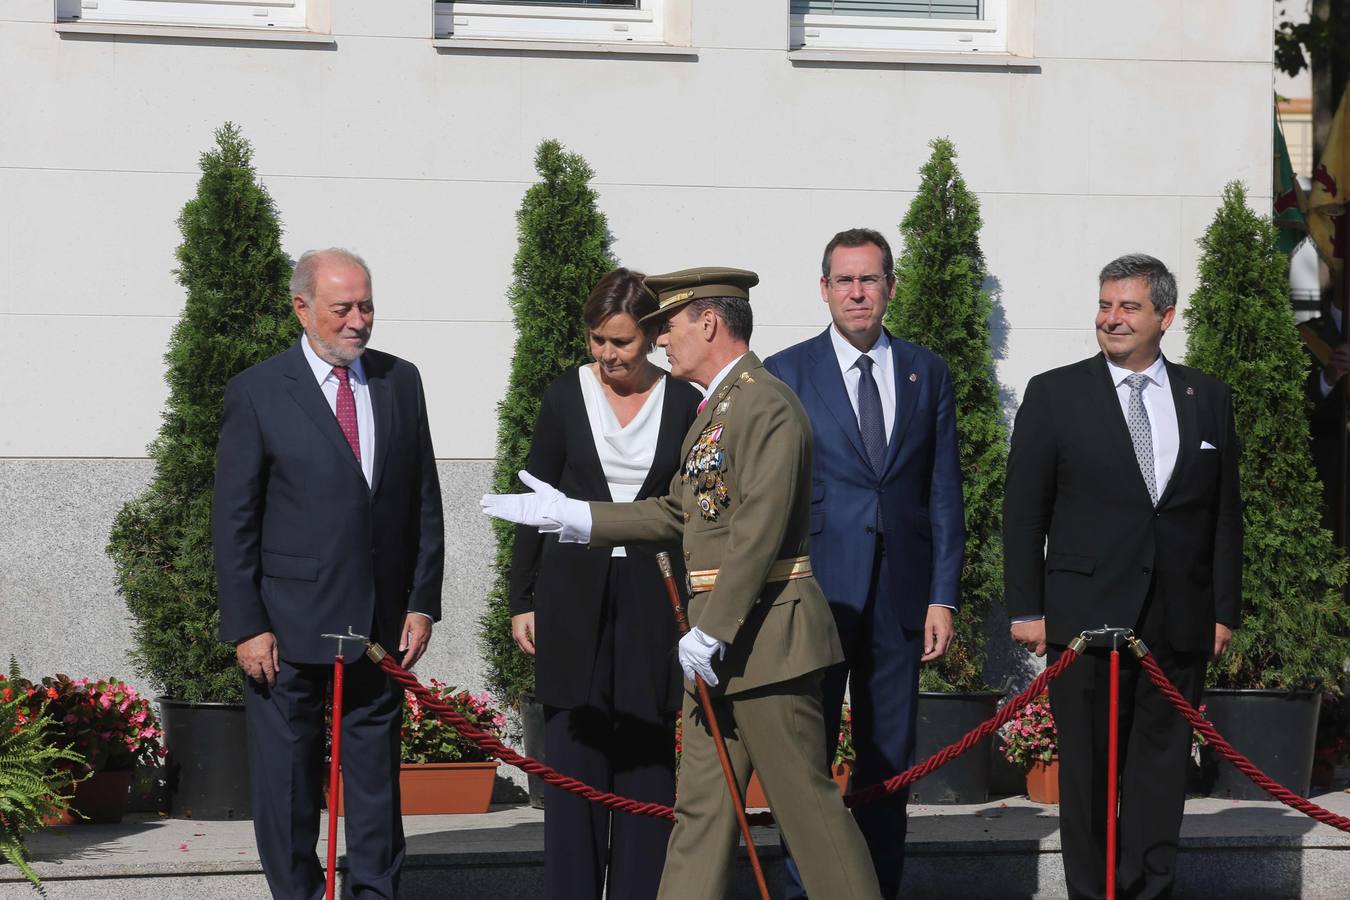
[508,268,700,900]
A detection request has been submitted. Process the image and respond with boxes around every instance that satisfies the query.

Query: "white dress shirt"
[577,365,666,558]
[300,336,375,488]
[828,325,897,439]
[1105,354,1179,500]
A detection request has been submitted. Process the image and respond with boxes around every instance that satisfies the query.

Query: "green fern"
[0,660,85,892]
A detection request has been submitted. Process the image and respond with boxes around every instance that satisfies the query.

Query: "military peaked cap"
[640,267,759,324]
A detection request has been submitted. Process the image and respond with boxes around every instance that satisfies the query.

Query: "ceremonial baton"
[655,552,770,900]
[321,627,369,900]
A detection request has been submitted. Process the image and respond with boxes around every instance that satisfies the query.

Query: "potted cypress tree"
[885,137,1008,804]
[106,123,296,818]
[1184,181,1350,799]
[478,139,616,805]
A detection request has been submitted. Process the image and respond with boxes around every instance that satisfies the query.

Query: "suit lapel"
[284,344,366,484]
[1089,353,1155,506]
[1156,360,1197,508]
[366,355,393,495]
[805,329,871,470]
[883,333,918,474]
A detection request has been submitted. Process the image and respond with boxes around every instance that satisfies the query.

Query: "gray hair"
[1099,254,1176,316]
[290,248,373,304]
[686,296,753,343]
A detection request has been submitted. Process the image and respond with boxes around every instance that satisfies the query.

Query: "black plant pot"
[159,698,251,819]
[909,691,1001,804]
[1202,688,1322,801]
[520,694,546,809]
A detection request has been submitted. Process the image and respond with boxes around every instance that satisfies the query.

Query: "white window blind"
[791,1,982,19]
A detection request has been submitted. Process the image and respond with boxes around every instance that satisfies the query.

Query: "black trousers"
[1048,594,1206,900]
[244,655,404,900]
[543,557,676,900]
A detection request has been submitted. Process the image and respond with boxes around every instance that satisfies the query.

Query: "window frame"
[55,0,319,32]
[435,0,670,45]
[791,0,1010,54]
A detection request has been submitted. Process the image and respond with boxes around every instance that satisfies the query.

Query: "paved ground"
[8,787,1348,898]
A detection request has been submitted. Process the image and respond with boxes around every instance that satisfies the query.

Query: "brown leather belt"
[687,555,813,594]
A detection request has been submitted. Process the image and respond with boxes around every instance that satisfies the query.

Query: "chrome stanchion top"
[320,626,369,659]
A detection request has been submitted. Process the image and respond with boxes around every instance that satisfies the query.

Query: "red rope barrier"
[374,650,678,821]
[370,644,1082,825]
[1136,653,1350,834]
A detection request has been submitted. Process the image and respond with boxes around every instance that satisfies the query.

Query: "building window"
[791,0,1009,53]
[56,0,310,30]
[436,0,670,44]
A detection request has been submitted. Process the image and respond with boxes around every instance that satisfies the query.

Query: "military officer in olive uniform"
[484,267,880,900]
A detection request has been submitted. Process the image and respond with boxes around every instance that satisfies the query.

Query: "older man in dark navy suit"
[765,227,965,899]
[212,248,444,900]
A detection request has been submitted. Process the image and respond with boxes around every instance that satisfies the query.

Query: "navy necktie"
[856,355,887,476]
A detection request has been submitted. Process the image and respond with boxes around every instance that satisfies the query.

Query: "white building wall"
[0,0,1275,696]
[1,0,1274,460]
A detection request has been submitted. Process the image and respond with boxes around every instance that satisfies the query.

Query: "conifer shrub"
[1184,181,1350,690]
[886,137,1007,692]
[479,140,616,708]
[106,123,296,703]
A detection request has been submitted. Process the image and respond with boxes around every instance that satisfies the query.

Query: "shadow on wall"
[985,273,1021,430]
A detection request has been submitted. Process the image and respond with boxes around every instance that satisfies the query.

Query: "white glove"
[678,627,727,688]
[481,471,592,543]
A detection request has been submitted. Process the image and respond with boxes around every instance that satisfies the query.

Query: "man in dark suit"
[1003,254,1242,900]
[1298,288,1349,537]
[764,227,965,899]
[213,248,444,900]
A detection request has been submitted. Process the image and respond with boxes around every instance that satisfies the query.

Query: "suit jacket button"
[1142,566,1152,575]
[684,550,692,561]
[683,512,691,523]
[865,526,874,534]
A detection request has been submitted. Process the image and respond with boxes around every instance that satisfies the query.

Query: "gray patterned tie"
[856,355,887,476]
[1125,373,1157,504]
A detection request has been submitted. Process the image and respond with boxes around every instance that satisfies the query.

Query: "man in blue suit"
[764,227,964,899]
[213,248,444,900]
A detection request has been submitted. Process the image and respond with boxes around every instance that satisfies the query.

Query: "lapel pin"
[1186,387,1194,396]
[909,373,918,383]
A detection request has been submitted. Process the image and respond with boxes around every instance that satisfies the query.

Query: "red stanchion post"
[1106,644,1120,900]
[321,628,368,900]
[326,652,345,900]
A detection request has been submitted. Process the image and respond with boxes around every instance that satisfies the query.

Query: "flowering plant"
[400,680,506,764]
[998,693,1056,769]
[18,674,166,773]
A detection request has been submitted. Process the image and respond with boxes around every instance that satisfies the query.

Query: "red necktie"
[332,366,361,462]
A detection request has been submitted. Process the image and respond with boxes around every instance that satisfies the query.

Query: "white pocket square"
[1200,441,1217,451]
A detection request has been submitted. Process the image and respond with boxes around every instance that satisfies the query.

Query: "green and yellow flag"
[1274,105,1306,255]
[1309,84,1350,274]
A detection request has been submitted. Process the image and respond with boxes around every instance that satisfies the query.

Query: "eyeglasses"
[828,273,889,292]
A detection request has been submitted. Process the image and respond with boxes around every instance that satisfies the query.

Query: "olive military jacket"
[589,353,844,696]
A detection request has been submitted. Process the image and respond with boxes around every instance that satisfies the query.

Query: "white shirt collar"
[828,324,890,374]
[702,353,747,400]
[1105,352,1167,389]
[300,335,367,385]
